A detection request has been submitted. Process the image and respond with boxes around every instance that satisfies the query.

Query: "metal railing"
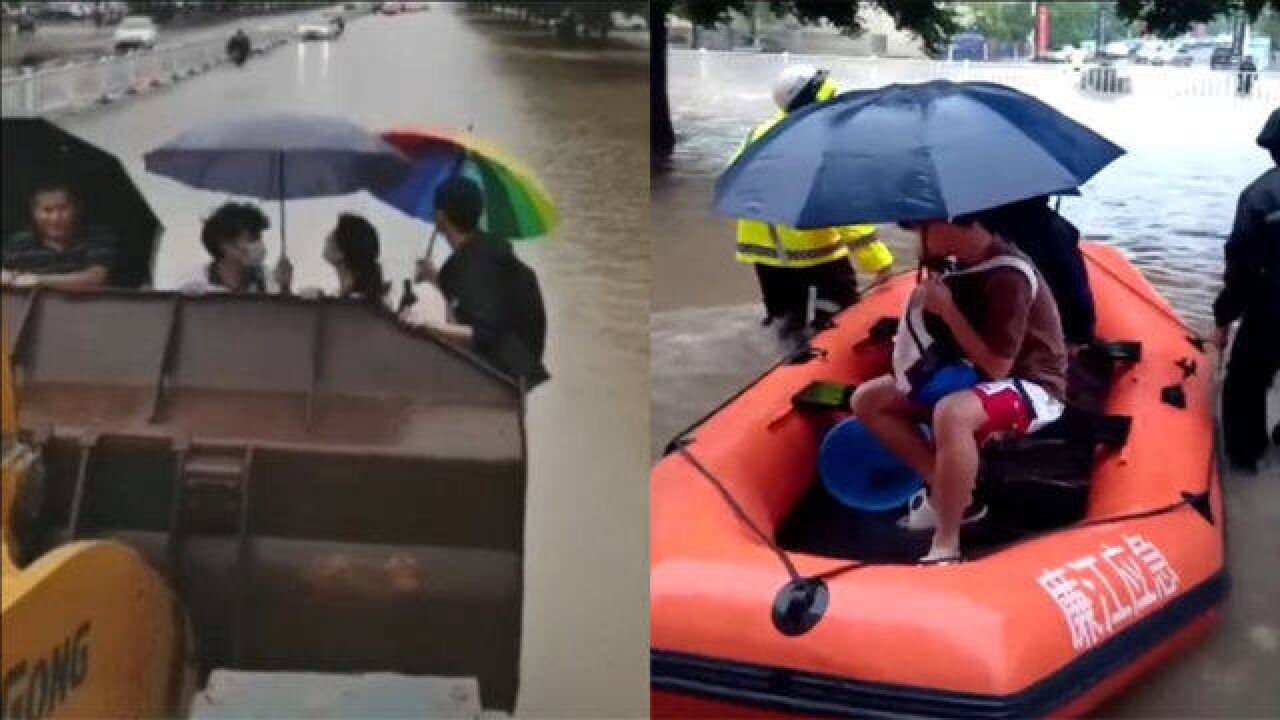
[2,26,293,117]
[677,49,1280,105]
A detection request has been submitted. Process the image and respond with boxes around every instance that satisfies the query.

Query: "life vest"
[892,255,1038,397]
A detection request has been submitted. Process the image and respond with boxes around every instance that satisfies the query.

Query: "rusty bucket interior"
[2,288,526,711]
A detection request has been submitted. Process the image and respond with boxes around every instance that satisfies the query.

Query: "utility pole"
[1230,11,1246,57]
[1094,1,1105,50]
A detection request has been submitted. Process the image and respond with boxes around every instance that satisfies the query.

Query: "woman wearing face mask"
[174,202,277,295]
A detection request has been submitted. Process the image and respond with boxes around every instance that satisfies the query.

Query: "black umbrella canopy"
[2,118,162,288]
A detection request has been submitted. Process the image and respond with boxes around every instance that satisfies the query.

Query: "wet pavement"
[652,50,1279,717]
[40,6,646,717]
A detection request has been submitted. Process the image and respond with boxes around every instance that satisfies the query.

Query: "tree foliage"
[1114,0,1280,37]
[968,1,1034,43]
[666,0,956,55]
[469,2,646,40]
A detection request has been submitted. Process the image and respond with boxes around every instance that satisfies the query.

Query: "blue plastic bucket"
[819,418,924,511]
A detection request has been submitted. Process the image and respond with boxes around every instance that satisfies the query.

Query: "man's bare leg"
[923,391,987,561]
[850,375,935,483]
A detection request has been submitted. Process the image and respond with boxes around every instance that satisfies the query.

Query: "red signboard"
[1036,4,1051,56]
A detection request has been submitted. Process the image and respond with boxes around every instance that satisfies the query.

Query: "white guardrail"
[1,26,294,116]
[678,49,1280,106]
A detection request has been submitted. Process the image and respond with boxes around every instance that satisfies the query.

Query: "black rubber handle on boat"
[772,577,829,637]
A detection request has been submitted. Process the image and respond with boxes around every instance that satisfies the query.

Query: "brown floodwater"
[42,5,648,717]
[652,49,1279,718]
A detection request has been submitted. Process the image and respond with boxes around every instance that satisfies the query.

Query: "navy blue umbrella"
[714,80,1124,228]
[144,113,410,256]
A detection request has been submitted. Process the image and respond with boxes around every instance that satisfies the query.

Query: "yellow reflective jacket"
[733,116,893,273]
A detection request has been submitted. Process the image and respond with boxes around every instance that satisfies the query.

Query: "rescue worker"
[1213,107,1280,472]
[733,65,894,336]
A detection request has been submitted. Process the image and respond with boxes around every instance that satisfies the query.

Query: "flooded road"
[652,50,1278,717]
[49,6,648,717]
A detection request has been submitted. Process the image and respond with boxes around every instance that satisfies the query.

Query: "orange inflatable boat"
[650,242,1226,718]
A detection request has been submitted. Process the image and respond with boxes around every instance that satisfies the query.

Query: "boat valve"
[772,576,829,636]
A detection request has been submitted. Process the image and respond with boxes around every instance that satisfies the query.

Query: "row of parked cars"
[1045,38,1262,71]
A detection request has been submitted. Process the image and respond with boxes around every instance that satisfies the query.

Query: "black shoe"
[776,316,805,339]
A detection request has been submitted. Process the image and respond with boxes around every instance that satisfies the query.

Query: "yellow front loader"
[2,324,196,719]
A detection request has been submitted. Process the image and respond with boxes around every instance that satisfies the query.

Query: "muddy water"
[652,50,1278,717]
[49,6,647,717]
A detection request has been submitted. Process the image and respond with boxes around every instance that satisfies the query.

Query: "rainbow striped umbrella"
[377,128,558,250]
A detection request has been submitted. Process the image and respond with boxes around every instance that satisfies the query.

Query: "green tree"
[1043,3,1135,49]
[1114,0,1279,37]
[967,1,1033,44]
[1256,7,1280,47]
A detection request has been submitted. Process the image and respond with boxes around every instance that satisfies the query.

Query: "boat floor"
[776,481,1034,564]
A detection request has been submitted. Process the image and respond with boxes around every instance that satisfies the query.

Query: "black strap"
[1012,378,1039,423]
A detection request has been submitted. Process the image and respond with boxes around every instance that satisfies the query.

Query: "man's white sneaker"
[897,488,988,530]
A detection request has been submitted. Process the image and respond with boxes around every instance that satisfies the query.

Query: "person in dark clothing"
[1237,56,1258,97]
[1213,107,1280,471]
[982,195,1097,347]
[227,29,250,65]
[2,180,117,290]
[414,177,549,390]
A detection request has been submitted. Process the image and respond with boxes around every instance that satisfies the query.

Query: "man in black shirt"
[2,181,116,290]
[416,177,549,390]
[1214,107,1280,471]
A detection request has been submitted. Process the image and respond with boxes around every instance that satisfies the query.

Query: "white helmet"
[772,64,827,112]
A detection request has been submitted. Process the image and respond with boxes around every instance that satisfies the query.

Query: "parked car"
[113,15,157,52]
[1102,40,1132,59]
[3,5,37,33]
[296,18,337,41]
[1210,46,1242,70]
[380,2,402,14]
[611,11,645,31]
[1168,47,1194,67]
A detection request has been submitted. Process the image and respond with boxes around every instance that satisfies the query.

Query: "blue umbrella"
[144,113,410,257]
[714,80,1124,228]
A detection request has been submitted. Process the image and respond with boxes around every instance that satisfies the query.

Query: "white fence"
[678,49,1280,106]
[1,27,293,116]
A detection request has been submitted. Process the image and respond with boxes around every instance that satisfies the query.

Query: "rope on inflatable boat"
[677,445,804,584]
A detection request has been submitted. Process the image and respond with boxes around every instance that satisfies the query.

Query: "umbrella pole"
[278,151,288,259]
[425,228,439,264]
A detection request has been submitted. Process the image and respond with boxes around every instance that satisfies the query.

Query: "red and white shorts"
[970,379,1064,439]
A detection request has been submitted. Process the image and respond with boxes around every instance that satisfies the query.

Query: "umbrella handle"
[425,228,439,264]
[277,151,289,260]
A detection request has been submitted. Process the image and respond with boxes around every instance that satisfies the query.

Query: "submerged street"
[33,6,648,716]
[652,49,1278,718]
